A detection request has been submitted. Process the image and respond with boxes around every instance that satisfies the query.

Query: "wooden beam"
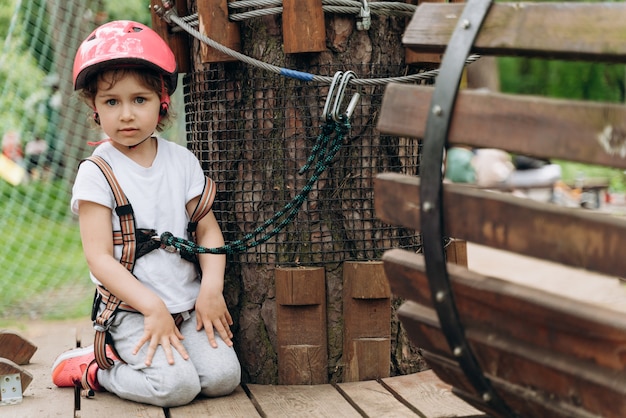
[374,173,626,278]
[282,0,326,54]
[397,300,626,417]
[150,0,191,73]
[197,0,241,63]
[0,331,37,365]
[377,84,626,169]
[342,262,391,382]
[404,2,626,62]
[384,249,626,373]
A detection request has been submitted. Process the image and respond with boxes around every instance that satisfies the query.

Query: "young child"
[51,20,241,407]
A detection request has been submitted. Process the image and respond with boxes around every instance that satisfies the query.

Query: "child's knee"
[200,361,241,397]
[153,367,202,407]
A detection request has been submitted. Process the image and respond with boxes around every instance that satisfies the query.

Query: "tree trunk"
[185,2,425,384]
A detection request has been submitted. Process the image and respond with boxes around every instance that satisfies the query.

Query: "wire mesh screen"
[185,64,423,266]
[0,0,107,319]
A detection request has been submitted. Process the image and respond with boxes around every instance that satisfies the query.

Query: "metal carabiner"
[330,70,361,123]
[322,71,344,122]
[357,0,371,31]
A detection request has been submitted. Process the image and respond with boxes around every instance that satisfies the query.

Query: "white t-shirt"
[71,137,206,313]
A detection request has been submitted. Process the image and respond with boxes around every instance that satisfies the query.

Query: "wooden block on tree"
[345,338,390,382]
[276,267,328,384]
[345,261,391,299]
[0,331,37,365]
[343,261,391,382]
[197,0,241,63]
[276,267,325,305]
[283,0,326,54]
[278,344,327,385]
[150,0,191,73]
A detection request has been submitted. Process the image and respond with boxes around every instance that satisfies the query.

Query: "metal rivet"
[461,19,471,29]
[432,105,443,116]
[453,346,463,357]
[483,392,492,402]
[435,291,445,302]
[422,201,433,212]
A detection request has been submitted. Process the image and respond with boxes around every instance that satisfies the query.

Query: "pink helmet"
[73,20,177,92]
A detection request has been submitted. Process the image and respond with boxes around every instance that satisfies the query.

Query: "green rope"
[160,117,351,256]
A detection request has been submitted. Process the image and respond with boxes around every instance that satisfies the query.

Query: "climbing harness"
[81,155,216,372]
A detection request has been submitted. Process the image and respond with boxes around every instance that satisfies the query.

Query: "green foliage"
[105,0,151,24]
[499,57,626,103]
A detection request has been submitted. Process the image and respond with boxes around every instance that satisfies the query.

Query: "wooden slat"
[381,370,485,418]
[374,173,626,278]
[169,386,260,417]
[385,250,626,417]
[246,384,361,417]
[336,379,417,417]
[397,301,626,418]
[0,331,37,365]
[377,84,626,169]
[78,392,165,418]
[404,2,626,62]
[385,249,626,373]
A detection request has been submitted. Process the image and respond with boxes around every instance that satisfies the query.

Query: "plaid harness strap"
[82,155,216,370]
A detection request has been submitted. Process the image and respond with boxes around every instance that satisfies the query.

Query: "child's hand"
[133,306,190,366]
[195,291,234,348]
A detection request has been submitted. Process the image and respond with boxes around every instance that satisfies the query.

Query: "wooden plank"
[282,0,326,53]
[374,173,626,278]
[150,0,190,73]
[336,379,417,417]
[377,84,626,169]
[0,331,37,365]
[404,2,626,61]
[385,249,626,372]
[382,370,485,417]
[246,383,361,417]
[169,386,260,417]
[197,0,241,63]
[398,303,626,418]
[78,391,165,418]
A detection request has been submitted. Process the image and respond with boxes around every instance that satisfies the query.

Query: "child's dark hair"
[79,67,174,132]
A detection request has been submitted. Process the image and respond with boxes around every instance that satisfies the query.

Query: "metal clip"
[152,0,176,24]
[357,0,371,31]
[322,71,361,123]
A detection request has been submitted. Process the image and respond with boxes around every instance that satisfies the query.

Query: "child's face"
[93,71,161,149]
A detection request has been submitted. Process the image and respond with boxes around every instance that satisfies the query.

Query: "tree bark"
[186,2,425,384]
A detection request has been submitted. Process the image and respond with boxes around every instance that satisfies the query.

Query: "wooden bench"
[375,1,626,417]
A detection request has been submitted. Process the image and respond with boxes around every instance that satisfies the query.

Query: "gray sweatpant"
[97,310,241,407]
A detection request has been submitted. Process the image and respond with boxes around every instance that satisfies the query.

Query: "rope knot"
[160,232,175,248]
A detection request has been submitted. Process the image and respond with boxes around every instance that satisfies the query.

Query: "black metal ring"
[419,0,518,416]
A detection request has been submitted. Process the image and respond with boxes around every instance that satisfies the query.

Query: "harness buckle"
[93,317,114,333]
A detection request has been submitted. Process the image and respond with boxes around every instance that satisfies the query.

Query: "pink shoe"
[51,345,101,392]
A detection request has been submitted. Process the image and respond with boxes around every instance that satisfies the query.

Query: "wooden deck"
[1,318,485,418]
